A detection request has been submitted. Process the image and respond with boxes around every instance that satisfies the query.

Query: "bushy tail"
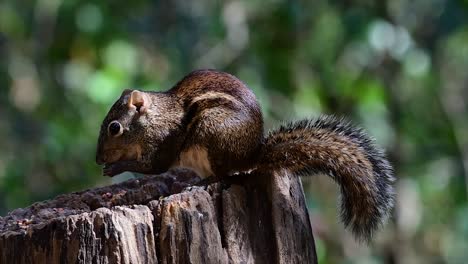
[258,116,395,241]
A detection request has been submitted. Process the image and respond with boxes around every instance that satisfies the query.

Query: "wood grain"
[0,168,317,264]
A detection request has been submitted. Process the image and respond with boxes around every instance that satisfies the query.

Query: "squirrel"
[96,69,395,241]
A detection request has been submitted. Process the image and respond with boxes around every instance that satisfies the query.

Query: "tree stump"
[0,168,317,264]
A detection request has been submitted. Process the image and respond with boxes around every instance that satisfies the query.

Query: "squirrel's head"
[96,89,184,173]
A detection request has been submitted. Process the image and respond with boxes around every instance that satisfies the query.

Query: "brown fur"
[96,70,394,241]
[96,70,263,177]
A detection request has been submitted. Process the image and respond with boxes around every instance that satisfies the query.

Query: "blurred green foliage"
[1,0,468,262]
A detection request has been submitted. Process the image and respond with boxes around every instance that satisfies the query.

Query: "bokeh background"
[1,0,468,263]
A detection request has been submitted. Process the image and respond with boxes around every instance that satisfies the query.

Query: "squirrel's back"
[170,70,260,112]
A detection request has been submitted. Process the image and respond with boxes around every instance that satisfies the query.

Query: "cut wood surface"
[0,168,317,264]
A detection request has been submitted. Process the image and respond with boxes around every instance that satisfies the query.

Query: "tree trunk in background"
[0,168,317,264]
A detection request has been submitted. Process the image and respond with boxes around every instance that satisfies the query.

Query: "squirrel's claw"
[102,160,141,177]
[102,163,121,177]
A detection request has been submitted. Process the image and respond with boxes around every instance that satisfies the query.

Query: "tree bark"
[0,168,317,264]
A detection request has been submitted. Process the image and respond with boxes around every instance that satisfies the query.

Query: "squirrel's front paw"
[102,163,123,177]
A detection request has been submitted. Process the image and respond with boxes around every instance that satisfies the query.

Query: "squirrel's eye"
[108,121,123,137]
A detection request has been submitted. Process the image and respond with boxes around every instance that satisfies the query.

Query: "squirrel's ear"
[121,89,133,96]
[128,90,149,114]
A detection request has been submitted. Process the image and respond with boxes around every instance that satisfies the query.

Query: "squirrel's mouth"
[96,150,123,166]
[96,144,143,166]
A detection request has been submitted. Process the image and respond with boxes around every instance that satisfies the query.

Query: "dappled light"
[0,0,468,263]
